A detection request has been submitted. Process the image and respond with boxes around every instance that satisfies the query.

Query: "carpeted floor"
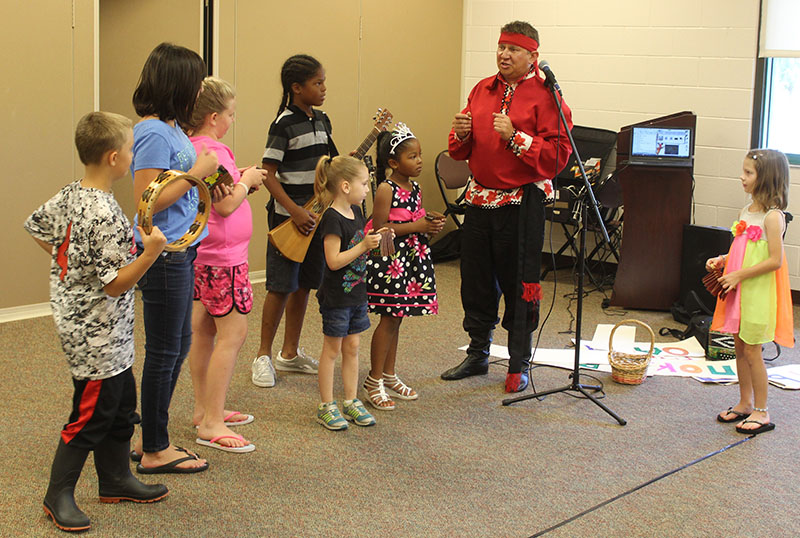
[1,260,798,537]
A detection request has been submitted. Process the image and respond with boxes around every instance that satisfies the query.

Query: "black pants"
[459,195,544,373]
[61,367,139,449]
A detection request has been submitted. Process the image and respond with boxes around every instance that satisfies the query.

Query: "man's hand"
[453,112,472,139]
[492,112,514,141]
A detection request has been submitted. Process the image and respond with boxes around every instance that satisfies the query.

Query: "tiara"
[389,122,415,155]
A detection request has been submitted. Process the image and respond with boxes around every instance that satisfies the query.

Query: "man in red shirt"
[441,21,573,392]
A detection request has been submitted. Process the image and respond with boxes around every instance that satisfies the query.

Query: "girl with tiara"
[364,124,445,410]
[708,148,794,435]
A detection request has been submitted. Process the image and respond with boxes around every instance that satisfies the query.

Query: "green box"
[707,331,736,361]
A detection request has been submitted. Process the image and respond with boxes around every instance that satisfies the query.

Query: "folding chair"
[542,125,618,281]
[434,150,470,229]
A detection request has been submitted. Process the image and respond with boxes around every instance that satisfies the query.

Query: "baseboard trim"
[1,269,269,324]
[0,302,52,323]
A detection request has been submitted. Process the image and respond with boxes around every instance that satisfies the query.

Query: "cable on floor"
[528,435,754,537]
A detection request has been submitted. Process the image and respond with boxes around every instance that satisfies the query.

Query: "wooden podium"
[610,111,696,310]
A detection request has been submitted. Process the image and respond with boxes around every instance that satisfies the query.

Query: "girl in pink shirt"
[186,77,267,453]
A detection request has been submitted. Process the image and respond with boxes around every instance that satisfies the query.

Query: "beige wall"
[462,0,800,290]
[2,0,95,310]
[99,0,203,218]
[1,0,463,312]
[224,0,463,274]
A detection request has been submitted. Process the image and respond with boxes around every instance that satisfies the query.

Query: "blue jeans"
[137,246,196,453]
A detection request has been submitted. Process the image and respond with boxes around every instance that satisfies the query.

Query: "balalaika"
[267,108,393,262]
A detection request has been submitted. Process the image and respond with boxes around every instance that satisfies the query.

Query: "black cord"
[523,86,565,399]
[529,436,753,537]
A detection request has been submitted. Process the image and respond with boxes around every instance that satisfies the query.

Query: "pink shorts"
[193,263,253,316]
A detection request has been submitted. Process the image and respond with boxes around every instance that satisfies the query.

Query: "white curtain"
[759,0,800,57]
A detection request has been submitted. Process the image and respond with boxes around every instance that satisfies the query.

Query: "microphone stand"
[502,80,626,426]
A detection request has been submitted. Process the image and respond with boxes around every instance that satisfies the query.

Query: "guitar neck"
[352,127,381,161]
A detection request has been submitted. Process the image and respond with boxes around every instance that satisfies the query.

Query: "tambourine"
[137,170,211,252]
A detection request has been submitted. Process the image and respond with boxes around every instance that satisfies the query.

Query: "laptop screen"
[630,126,692,164]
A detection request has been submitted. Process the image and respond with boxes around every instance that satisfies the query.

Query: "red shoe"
[505,372,529,393]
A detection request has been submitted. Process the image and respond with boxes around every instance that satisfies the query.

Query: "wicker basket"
[608,319,655,385]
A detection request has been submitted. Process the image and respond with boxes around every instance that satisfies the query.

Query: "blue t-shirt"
[131,119,208,246]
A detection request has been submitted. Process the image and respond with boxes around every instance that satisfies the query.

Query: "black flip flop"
[717,407,750,423]
[735,420,776,435]
[135,447,208,474]
[130,450,142,462]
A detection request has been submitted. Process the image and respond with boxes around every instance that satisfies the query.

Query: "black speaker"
[680,225,732,313]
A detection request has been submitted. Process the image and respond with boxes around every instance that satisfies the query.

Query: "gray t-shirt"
[24,181,135,379]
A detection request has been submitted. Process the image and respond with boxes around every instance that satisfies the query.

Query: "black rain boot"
[441,331,492,380]
[505,331,532,393]
[43,439,91,532]
[95,438,169,504]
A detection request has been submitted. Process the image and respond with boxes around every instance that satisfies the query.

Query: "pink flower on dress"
[414,241,429,260]
[387,258,404,278]
[427,303,439,315]
[746,225,762,241]
[406,280,423,296]
[396,188,411,203]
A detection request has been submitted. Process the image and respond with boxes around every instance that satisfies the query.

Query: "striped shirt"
[262,104,337,216]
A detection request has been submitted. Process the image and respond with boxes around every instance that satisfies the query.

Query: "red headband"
[498,32,539,52]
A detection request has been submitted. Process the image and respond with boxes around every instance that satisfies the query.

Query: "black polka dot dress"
[366,180,438,317]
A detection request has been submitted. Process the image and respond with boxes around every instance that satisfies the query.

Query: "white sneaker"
[275,348,318,374]
[252,355,276,387]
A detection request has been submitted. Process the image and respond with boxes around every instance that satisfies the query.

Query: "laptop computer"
[629,126,693,167]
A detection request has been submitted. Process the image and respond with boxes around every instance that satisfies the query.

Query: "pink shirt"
[190,136,252,266]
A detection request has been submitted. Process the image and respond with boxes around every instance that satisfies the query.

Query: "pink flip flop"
[195,434,255,453]
[223,411,254,426]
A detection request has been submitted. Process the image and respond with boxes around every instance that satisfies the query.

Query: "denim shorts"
[319,303,370,337]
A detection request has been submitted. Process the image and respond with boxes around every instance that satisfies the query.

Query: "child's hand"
[418,216,445,235]
[362,231,382,252]
[194,144,219,179]
[718,270,741,293]
[211,183,233,203]
[376,227,395,242]
[241,166,267,192]
[424,218,445,235]
[138,225,167,255]
[705,255,725,271]
[290,205,317,235]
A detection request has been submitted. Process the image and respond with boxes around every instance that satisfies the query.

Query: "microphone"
[539,60,562,96]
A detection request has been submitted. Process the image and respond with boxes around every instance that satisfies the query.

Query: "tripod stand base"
[502,380,627,425]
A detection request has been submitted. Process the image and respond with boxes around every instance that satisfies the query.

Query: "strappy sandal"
[383,373,418,400]
[363,375,395,410]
